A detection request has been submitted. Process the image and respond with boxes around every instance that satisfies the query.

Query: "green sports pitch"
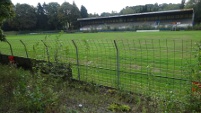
[1,31,201,97]
[4,30,201,40]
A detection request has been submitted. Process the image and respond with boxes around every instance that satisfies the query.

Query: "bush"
[0,65,29,112]
[186,41,201,112]
[193,24,201,30]
[0,64,61,112]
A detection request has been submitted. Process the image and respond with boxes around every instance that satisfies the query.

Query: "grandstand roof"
[78,9,193,21]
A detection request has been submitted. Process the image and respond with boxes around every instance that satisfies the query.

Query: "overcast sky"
[12,0,182,14]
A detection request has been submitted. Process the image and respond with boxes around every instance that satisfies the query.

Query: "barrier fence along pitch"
[0,39,199,98]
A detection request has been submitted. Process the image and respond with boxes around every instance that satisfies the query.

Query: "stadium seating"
[79,9,194,31]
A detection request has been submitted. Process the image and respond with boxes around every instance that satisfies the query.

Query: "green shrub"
[0,65,29,112]
[13,72,60,112]
[0,64,61,112]
[186,41,201,112]
[193,24,201,30]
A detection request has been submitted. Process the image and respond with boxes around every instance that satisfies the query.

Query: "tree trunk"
[0,22,7,42]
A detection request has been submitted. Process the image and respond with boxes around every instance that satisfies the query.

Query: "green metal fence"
[0,39,199,98]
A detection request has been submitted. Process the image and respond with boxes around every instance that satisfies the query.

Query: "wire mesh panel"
[66,39,196,98]
[72,39,118,88]
[114,39,196,97]
[22,39,47,60]
[0,41,12,55]
[0,38,199,99]
[5,40,26,57]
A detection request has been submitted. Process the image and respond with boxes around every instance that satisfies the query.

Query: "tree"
[44,2,61,30]
[132,5,144,13]
[2,20,14,31]
[153,3,159,11]
[80,5,88,18]
[71,2,81,29]
[58,2,80,30]
[186,0,201,24]
[185,0,199,8]
[100,12,111,17]
[88,13,99,17]
[58,2,73,30]
[10,4,37,30]
[120,7,135,15]
[36,3,48,30]
[110,11,119,16]
[180,0,186,9]
[145,4,159,12]
[142,5,148,12]
[0,0,15,41]
[158,3,180,11]
[100,11,119,17]
[195,0,201,24]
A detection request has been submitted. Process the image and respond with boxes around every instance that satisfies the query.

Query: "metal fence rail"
[0,39,199,98]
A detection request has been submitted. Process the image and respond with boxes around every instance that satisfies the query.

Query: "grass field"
[1,31,201,98]
[4,30,201,40]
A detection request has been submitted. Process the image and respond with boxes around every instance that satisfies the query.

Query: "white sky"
[12,0,182,14]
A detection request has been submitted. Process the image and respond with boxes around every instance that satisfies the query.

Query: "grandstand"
[77,9,194,31]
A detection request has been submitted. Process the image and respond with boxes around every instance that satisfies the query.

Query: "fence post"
[41,40,50,62]
[6,40,13,56]
[114,40,120,89]
[72,40,80,81]
[20,40,29,58]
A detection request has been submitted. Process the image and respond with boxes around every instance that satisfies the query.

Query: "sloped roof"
[78,9,193,21]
